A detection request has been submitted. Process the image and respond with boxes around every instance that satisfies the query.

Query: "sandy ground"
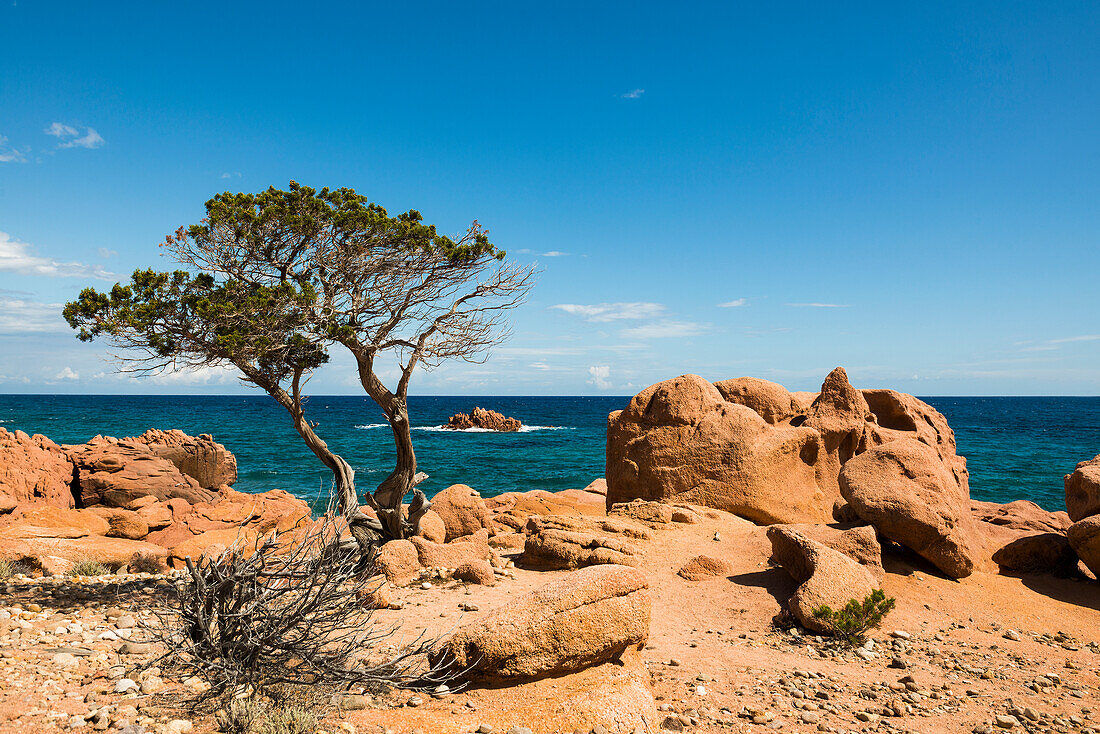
[1,507,1098,734]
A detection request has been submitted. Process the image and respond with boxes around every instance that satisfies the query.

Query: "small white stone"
[113,678,139,694]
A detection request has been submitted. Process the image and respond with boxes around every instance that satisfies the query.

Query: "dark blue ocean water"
[0,395,1097,512]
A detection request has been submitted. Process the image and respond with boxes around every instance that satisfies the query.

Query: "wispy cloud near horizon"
[0,231,114,280]
[785,302,850,308]
[620,319,706,339]
[718,298,747,308]
[550,302,665,322]
[620,88,645,99]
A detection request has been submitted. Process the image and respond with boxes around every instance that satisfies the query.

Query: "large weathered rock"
[488,488,606,533]
[0,428,76,508]
[840,438,978,578]
[1067,515,1100,576]
[1065,455,1100,523]
[0,533,167,572]
[767,526,877,633]
[446,406,522,432]
[804,367,874,493]
[376,539,422,586]
[991,534,1078,575]
[971,500,1072,535]
[0,506,110,539]
[415,509,446,544]
[440,564,650,682]
[430,484,493,541]
[168,526,260,566]
[132,429,238,488]
[770,523,884,577]
[66,436,214,508]
[713,376,801,424]
[86,507,149,540]
[606,374,835,524]
[409,530,492,569]
[522,515,643,569]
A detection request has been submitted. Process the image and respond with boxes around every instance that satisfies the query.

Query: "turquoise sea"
[0,395,1097,512]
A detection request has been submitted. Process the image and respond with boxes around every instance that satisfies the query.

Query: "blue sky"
[1,1,1098,396]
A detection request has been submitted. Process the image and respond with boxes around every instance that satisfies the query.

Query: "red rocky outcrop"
[446,407,522,432]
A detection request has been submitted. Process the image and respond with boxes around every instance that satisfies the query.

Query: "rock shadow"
[727,567,797,606]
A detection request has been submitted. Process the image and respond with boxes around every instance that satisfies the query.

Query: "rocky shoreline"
[0,367,1098,734]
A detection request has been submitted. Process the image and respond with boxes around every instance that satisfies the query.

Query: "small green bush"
[257,706,317,734]
[69,559,110,577]
[812,589,896,646]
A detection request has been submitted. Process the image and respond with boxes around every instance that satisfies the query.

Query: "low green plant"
[812,589,896,645]
[257,706,317,734]
[69,559,110,577]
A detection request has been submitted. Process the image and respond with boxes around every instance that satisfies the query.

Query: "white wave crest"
[354,423,389,430]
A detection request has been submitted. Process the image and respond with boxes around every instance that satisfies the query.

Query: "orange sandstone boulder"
[0,428,76,508]
[1067,515,1100,576]
[66,436,214,508]
[440,564,650,682]
[840,438,978,578]
[714,376,801,424]
[376,539,422,586]
[132,428,237,488]
[430,484,493,541]
[1065,454,1100,523]
[409,529,491,568]
[767,526,877,633]
[0,506,110,539]
[770,523,884,577]
[416,509,446,543]
[453,559,496,585]
[606,374,834,524]
[86,507,149,540]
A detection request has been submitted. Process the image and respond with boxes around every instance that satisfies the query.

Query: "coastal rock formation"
[1065,454,1100,523]
[1067,516,1100,576]
[606,374,835,524]
[409,529,492,569]
[969,499,1076,574]
[454,559,496,585]
[839,438,978,578]
[415,509,447,543]
[606,368,973,530]
[132,429,238,489]
[376,539,422,587]
[446,407,522,432]
[713,376,801,424]
[991,533,1078,575]
[487,487,606,532]
[767,526,877,634]
[430,484,493,541]
[66,436,213,508]
[439,564,650,682]
[521,514,643,569]
[0,428,76,508]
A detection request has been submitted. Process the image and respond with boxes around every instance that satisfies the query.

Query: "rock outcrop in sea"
[446,406,523,432]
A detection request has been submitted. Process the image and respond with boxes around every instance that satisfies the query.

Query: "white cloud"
[220,171,242,179]
[620,88,645,99]
[46,122,105,150]
[515,248,569,257]
[0,231,114,280]
[0,134,27,163]
[45,122,78,138]
[55,366,79,381]
[718,298,747,308]
[551,302,665,322]
[0,298,68,333]
[587,365,612,389]
[147,364,238,385]
[785,302,850,308]
[1049,335,1100,344]
[620,319,706,339]
[97,248,118,258]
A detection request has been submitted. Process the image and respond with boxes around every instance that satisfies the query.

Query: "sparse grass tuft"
[812,589,896,646]
[257,706,317,734]
[215,698,263,734]
[0,559,12,579]
[128,552,167,574]
[69,559,110,577]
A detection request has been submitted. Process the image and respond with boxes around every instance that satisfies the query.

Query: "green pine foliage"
[812,589,896,645]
